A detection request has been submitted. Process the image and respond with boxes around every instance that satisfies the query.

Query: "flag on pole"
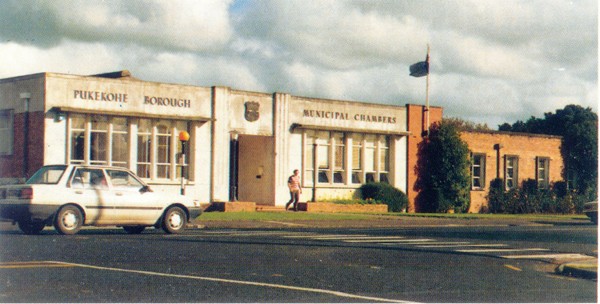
[409,54,429,77]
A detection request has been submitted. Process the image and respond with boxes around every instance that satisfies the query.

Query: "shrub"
[487,179,589,214]
[332,199,384,205]
[359,183,408,212]
[488,178,506,213]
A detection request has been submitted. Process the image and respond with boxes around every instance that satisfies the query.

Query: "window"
[471,153,486,190]
[107,169,144,190]
[379,137,390,183]
[364,135,376,183]
[70,114,86,164]
[351,134,363,183]
[156,122,172,179]
[333,132,345,184]
[71,168,107,190]
[316,131,330,183]
[536,157,550,189]
[68,114,191,182]
[303,130,389,186]
[505,156,518,190]
[111,117,128,168]
[90,115,108,165]
[137,119,152,178]
[0,110,14,155]
[304,135,315,185]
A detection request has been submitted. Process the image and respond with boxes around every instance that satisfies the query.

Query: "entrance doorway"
[233,135,275,206]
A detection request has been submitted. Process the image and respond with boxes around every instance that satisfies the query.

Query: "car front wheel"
[18,221,46,235]
[162,207,187,234]
[54,205,83,235]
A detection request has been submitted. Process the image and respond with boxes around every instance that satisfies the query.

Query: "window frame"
[471,153,486,190]
[536,156,550,189]
[504,155,519,190]
[0,109,14,156]
[303,130,390,187]
[67,114,192,183]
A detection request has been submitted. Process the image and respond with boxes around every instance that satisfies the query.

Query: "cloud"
[0,0,596,127]
[0,0,234,52]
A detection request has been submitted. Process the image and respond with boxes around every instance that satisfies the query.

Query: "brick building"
[460,131,564,213]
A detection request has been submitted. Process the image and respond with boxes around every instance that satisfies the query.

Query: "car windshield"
[26,165,68,184]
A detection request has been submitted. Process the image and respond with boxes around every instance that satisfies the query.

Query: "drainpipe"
[494,143,503,179]
[312,142,317,202]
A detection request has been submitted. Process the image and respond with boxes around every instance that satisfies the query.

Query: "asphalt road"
[0,222,597,303]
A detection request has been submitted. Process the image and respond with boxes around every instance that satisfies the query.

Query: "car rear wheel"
[123,226,146,234]
[162,206,187,234]
[54,205,83,235]
[18,221,45,235]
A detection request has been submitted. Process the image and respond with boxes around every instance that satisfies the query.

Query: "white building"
[1,71,429,208]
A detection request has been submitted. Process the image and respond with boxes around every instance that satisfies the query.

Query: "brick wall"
[460,131,563,213]
[406,104,443,212]
[0,111,45,180]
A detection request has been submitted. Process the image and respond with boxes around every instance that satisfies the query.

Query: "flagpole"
[425,44,430,137]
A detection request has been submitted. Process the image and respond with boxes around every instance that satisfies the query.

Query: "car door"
[69,168,114,224]
[105,169,163,225]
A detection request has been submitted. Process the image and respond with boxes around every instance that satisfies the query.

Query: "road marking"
[504,264,522,272]
[284,234,369,239]
[0,261,75,269]
[501,253,593,260]
[202,231,312,236]
[344,239,435,243]
[44,261,416,303]
[456,248,549,253]
[314,236,406,240]
[417,243,506,248]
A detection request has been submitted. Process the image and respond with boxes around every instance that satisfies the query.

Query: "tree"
[444,117,491,132]
[497,105,598,197]
[416,121,471,212]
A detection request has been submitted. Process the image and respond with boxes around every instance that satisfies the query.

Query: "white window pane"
[365,148,375,171]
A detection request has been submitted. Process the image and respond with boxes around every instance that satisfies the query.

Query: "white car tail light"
[20,188,33,199]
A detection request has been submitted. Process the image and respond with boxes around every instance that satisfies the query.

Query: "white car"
[0,165,202,235]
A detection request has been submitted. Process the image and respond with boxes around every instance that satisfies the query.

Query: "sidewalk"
[555,259,598,280]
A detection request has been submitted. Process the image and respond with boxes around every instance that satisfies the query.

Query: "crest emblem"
[244,101,260,122]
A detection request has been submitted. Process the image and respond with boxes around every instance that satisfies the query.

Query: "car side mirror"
[140,185,153,193]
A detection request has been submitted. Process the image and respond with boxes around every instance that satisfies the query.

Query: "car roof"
[44,164,134,172]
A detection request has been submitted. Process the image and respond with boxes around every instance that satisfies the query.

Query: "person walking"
[285,169,302,211]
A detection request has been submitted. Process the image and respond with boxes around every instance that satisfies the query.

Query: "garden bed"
[297,202,388,213]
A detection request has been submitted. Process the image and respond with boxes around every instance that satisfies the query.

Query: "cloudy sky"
[0,0,597,127]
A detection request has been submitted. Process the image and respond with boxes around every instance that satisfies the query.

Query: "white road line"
[284,234,369,239]
[501,253,593,260]
[203,231,311,236]
[456,248,549,253]
[46,261,416,303]
[417,244,506,248]
[314,236,407,240]
[344,239,435,243]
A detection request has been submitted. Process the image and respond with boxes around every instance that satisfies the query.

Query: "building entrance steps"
[255,205,286,212]
[205,201,257,212]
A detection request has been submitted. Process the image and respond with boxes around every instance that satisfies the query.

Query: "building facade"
[460,131,564,213]
[0,71,436,209]
[0,71,564,213]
